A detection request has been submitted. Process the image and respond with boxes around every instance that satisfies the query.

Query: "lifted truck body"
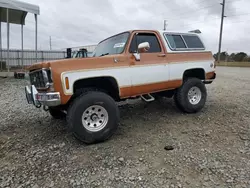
[25,29,216,144]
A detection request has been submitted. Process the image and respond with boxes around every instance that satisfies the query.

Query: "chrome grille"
[29,69,50,89]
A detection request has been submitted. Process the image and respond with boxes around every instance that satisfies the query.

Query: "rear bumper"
[25,85,61,107]
[203,73,216,84]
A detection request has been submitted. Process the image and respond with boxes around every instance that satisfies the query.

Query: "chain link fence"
[0,49,66,71]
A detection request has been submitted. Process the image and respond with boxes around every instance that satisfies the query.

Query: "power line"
[169,4,250,28]
[224,18,250,24]
[227,12,250,17]
[164,3,220,22]
[165,0,220,15]
[177,16,221,28]
[176,12,250,29]
[193,0,213,5]
[163,0,246,24]
[225,6,249,13]
[226,0,242,3]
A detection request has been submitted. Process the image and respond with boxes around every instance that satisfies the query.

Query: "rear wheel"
[48,107,66,119]
[67,90,119,144]
[174,78,207,113]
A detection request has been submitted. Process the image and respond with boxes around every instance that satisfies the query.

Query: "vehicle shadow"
[118,98,180,119]
[17,97,213,148]
[31,98,180,144]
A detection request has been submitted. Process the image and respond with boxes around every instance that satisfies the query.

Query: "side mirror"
[138,42,150,52]
[133,42,150,61]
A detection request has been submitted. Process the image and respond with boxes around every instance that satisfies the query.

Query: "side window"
[164,33,205,50]
[182,35,204,49]
[129,33,161,53]
[165,35,186,49]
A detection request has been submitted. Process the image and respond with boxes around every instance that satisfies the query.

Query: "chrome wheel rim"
[82,105,109,132]
[188,86,202,105]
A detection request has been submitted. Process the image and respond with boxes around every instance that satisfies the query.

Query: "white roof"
[158,30,201,35]
[0,0,40,24]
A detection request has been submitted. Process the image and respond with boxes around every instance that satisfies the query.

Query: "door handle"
[158,54,166,57]
[114,58,119,63]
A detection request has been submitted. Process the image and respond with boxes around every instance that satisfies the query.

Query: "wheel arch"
[183,68,206,81]
[72,76,121,101]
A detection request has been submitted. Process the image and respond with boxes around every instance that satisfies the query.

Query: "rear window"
[164,33,205,51]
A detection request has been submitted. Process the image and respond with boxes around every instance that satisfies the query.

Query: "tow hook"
[35,103,42,109]
[43,105,49,111]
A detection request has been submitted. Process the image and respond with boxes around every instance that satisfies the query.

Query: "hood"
[27,54,128,72]
[27,61,51,71]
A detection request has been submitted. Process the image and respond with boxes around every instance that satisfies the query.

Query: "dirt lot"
[0,67,250,188]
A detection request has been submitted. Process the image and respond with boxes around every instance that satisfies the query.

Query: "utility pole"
[163,20,167,31]
[218,0,226,63]
[49,36,52,50]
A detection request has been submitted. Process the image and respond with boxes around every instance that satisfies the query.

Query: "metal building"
[0,49,66,71]
[0,0,40,73]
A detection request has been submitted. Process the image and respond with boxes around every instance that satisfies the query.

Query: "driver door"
[129,32,169,96]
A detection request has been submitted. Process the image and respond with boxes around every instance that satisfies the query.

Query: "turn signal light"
[65,77,69,89]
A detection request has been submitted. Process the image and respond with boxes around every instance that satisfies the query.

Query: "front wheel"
[67,90,120,144]
[174,78,207,113]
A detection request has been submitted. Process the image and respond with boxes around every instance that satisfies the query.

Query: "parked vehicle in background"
[71,48,88,58]
[66,48,92,59]
[72,48,93,58]
[25,29,216,144]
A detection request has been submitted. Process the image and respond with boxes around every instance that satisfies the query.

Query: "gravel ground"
[0,67,250,188]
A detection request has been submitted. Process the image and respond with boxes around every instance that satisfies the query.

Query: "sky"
[1,0,250,54]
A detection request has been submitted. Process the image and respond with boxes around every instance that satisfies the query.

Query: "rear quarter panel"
[158,31,215,81]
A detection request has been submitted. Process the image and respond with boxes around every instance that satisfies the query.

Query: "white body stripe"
[61,60,214,95]
[61,67,131,95]
[130,64,169,86]
[169,61,215,80]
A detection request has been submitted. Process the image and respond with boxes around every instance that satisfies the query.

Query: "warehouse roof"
[0,0,40,25]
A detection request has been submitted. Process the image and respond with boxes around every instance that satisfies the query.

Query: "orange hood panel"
[27,55,129,72]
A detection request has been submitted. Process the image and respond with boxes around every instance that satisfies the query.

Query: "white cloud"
[1,0,250,54]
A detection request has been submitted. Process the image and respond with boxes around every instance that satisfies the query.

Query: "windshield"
[93,32,130,57]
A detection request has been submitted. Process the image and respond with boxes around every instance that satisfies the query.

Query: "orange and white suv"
[25,30,216,144]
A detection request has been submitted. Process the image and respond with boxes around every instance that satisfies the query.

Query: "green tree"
[243,56,250,62]
[213,52,229,61]
[229,53,235,62]
[234,52,247,62]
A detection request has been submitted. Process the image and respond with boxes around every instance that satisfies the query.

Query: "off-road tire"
[174,78,207,113]
[48,107,66,119]
[67,90,120,144]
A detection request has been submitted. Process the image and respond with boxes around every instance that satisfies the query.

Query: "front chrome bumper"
[25,85,61,107]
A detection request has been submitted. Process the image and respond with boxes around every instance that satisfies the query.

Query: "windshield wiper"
[99,53,109,57]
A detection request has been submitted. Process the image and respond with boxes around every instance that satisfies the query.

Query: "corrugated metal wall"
[0,49,66,71]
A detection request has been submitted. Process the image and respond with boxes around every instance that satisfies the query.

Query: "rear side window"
[182,35,204,49]
[165,35,186,49]
[164,33,205,51]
